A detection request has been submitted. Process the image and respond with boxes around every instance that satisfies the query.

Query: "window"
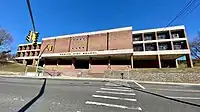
[144,36,152,40]
[158,34,166,39]
[171,29,185,38]
[134,44,143,51]
[172,34,179,38]
[144,32,156,40]
[157,31,170,39]
[22,52,25,57]
[133,34,142,41]
[158,42,172,50]
[145,43,157,51]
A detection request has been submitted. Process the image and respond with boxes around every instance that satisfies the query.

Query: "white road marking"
[105,83,118,86]
[115,87,131,90]
[132,80,145,89]
[101,88,133,92]
[96,91,136,96]
[85,101,142,110]
[166,96,200,100]
[92,95,137,101]
[149,88,200,92]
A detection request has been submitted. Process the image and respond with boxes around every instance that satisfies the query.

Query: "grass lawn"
[0,62,36,72]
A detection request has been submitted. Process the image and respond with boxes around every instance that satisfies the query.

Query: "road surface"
[0,77,199,112]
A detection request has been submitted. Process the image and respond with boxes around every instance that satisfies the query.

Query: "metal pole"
[25,65,28,76]
[26,0,36,32]
[35,44,49,76]
[128,69,130,80]
[36,57,40,76]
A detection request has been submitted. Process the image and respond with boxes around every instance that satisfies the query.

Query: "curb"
[0,75,132,82]
[137,81,200,86]
[0,75,200,86]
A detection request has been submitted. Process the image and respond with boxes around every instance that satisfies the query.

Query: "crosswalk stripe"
[115,87,131,90]
[85,101,142,110]
[96,91,135,96]
[105,83,119,86]
[101,88,133,92]
[92,95,137,101]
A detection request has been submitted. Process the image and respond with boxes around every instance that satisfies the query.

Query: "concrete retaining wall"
[104,70,200,83]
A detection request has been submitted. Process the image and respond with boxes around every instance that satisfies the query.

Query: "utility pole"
[26,0,40,75]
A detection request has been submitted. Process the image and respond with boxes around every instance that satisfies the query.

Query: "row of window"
[72,38,86,41]
[19,45,41,51]
[133,30,185,41]
[17,51,40,57]
[133,33,181,41]
[133,40,187,51]
[71,47,85,49]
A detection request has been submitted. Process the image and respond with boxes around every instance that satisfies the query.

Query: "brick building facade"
[15,25,193,74]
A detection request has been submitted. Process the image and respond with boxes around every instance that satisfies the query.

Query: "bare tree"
[0,28,13,65]
[0,28,13,51]
[190,32,200,59]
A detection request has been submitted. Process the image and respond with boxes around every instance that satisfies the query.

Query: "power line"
[183,1,200,19]
[26,0,36,32]
[163,0,197,30]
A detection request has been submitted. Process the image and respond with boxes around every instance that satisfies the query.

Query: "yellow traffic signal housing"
[26,31,33,43]
[32,32,39,45]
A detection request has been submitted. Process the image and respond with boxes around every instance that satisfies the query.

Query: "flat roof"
[18,42,42,46]
[42,26,132,40]
[132,25,185,34]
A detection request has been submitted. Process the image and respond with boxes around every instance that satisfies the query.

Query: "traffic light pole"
[26,0,36,32]
[36,44,49,76]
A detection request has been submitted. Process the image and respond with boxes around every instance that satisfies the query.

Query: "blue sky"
[0,0,199,53]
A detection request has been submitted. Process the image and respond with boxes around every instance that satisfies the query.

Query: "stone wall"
[104,69,200,83]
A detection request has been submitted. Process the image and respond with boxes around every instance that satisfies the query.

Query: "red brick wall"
[45,65,57,70]
[90,65,108,73]
[108,30,133,50]
[54,38,70,53]
[88,33,107,51]
[57,65,74,71]
[41,39,55,53]
[111,65,130,70]
[70,36,88,52]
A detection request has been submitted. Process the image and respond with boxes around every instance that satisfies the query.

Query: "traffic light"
[26,31,33,43]
[32,32,39,45]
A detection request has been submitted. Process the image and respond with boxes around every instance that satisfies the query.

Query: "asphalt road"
[0,77,200,112]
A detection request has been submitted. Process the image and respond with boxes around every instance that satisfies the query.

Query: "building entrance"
[74,60,89,69]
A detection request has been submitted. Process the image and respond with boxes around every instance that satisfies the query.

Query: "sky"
[0,0,199,53]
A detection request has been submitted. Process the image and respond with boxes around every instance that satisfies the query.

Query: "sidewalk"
[0,74,200,86]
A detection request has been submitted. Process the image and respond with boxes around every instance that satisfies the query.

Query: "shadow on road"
[18,78,46,112]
